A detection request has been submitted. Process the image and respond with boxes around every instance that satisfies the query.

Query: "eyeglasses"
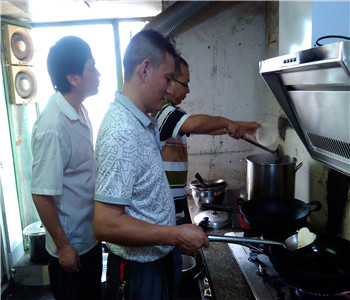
[172,78,190,90]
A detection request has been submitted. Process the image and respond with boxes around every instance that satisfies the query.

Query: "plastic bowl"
[256,123,278,147]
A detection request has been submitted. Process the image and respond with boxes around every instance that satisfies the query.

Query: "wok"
[269,233,350,294]
[198,215,349,295]
[240,197,322,237]
[202,197,322,237]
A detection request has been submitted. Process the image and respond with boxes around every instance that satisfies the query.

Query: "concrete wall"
[171,1,266,190]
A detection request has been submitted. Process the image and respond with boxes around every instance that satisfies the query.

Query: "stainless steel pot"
[180,255,198,289]
[189,178,227,208]
[244,153,302,200]
[23,221,49,264]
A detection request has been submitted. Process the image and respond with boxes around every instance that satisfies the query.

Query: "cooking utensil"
[198,217,315,251]
[243,137,283,161]
[181,254,198,289]
[269,233,350,294]
[208,234,316,251]
[23,221,49,264]
[202,197,322,238]
[208,234,287,248]
[240,197,322,237]
[182,254,196,272]
[194,210,231,230]
[190,177,226,188]
[194,172,207,188]
[189,178,227,208]
[244,153,303,200]
[256,123,278,147]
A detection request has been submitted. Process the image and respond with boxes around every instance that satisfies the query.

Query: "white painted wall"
[172,2,266,190]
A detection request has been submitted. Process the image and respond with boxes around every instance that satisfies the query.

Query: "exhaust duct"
[144,1,213,37]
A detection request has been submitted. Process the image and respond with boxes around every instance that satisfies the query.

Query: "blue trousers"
[106,251,174,300]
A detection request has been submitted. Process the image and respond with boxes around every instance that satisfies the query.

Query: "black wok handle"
[201,203,237,213]
[307,201,322,213]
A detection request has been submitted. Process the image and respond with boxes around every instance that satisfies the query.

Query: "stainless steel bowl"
[189,178,227,208]
[182,254,196,272]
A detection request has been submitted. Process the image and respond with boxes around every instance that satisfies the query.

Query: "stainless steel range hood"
[259,41,350,176]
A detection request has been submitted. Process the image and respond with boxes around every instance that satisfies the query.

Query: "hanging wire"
[315,35,350,46]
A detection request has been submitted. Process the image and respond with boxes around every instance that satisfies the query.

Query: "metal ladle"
[243,137,284,162]
[208,233,316,251]
[207,234,288,248]
[198,217,316,251]
[194,172,208,188]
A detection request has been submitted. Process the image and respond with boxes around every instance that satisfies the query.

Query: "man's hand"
[174,224,210,254]
[57,243,81,273]
[226,121,261,139]
[32,194,81,273]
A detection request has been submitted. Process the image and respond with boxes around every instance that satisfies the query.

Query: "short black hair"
[123,29,178,81]
[174,56,188,79]
[47,36,92,93]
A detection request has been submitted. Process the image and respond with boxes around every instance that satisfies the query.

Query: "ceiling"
[1,0,162,23]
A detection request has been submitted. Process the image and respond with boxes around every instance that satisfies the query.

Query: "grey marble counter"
[188,197,255,300]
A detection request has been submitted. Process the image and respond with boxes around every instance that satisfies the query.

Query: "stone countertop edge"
[188,196,255,300]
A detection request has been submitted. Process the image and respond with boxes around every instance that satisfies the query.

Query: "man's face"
[165,62,190,106]
[144,53,175,113]
[76,57,101,98]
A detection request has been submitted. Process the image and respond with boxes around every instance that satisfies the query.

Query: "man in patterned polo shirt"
[93,30,209,300]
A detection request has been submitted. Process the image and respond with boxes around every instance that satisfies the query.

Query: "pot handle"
[295,162,303,172]
[197,217,209,229]
[307,200,322,213]
[193,267,206,280]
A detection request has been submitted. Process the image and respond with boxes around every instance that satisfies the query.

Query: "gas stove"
[226,232,350,300]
